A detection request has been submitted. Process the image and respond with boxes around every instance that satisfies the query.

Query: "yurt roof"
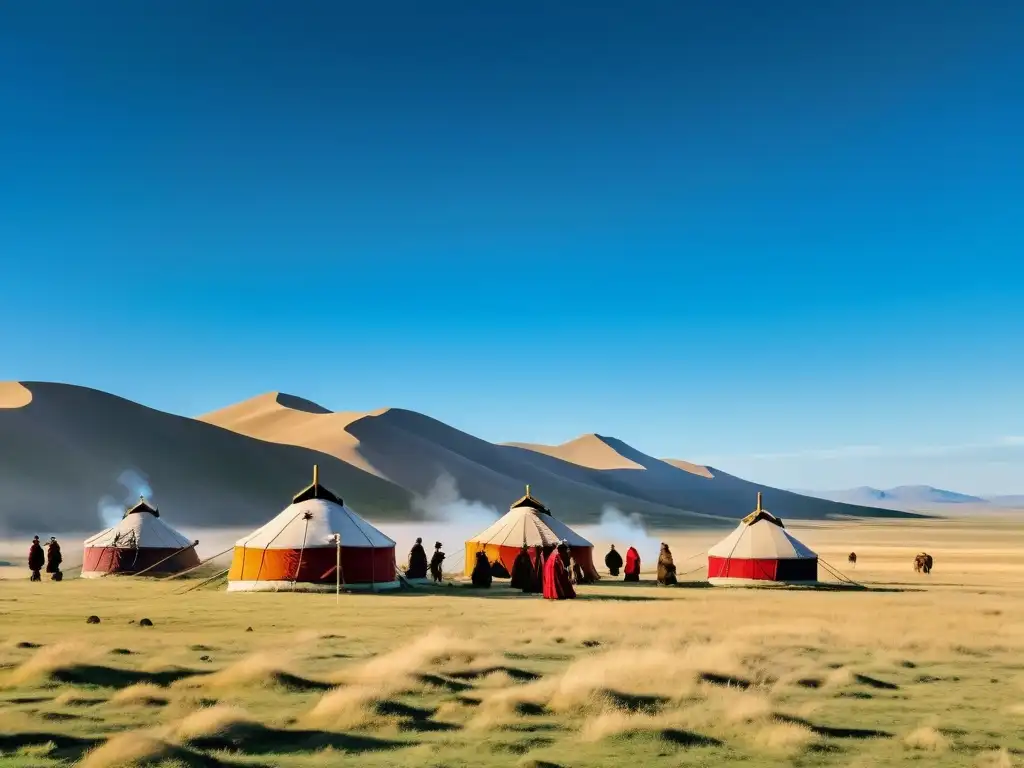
[290,465,343,505]
[508,485,550,514]
[708,494,816,560]
[468,491,591,549]
[84,509,193,549]
[124,497,159,518]
[235,466,394,550]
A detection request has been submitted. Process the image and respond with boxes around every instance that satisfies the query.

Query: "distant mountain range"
[800,485,1024,511]
[0,381,923,536]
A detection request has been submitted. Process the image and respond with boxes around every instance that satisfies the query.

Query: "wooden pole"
[129,541,199,578]
[335,533,341,604]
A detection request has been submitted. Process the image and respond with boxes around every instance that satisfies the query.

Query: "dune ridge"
[0,381,923,536]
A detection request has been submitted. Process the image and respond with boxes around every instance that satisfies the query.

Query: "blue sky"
[1,1,1022,494]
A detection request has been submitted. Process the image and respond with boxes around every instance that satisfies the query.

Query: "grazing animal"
[913,553,933,574]
[848,552,857,567]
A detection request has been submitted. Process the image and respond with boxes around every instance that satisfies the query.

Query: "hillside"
[0,382,412,536]
[0,382,925,537]
[204,394,921,526]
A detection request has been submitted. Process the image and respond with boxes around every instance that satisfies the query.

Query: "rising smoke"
[578,505,661,566]
[96,468,155,528]
[386,473,501,570]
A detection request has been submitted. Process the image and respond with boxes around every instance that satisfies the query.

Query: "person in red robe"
[543,543,576,600]
[624,546,641,582]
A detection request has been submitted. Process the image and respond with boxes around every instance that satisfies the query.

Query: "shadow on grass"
[448,666,541,682]
[853,674,899,690]
[184,722,407,755]
[50,664,207,689]
[0,733,101,763]
[699,672,753,690]
[373,700,460,733]
[414,673,474,693]
[601,689,669,713]
[776,714,891,739]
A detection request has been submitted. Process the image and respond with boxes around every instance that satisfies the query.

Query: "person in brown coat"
[657,542,677,586]
[429,542,445,582]
[46,537,63,581]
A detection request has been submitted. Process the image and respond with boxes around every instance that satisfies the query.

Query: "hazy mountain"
[801,485,991,509]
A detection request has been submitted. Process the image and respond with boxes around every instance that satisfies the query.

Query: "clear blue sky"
[1,1,1022,494]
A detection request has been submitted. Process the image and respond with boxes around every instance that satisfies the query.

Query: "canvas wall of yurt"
[707,492,818,585]
[227,466,399,592]
[464,486,599,580]
[81,498,200,578]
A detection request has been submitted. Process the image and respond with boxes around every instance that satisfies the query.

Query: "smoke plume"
[385,473,501,571]
[96,468,155,528]
[579,505,661,566]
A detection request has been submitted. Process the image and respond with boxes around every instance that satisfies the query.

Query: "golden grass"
[2,517,1024,767]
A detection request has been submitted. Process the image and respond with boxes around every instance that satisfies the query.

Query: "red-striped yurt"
[81,498,200,578]
[227,466,398,592]
[707,492,817,585]
[464,486,600,580]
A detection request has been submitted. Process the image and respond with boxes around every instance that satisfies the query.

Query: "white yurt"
[707,492,818,585]
[464,486,599,579]
[81,498,199,578]
[227,466,398,592]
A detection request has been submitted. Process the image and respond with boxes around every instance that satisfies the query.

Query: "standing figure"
[510,545,532,591]
[605,544,623,577]
[569,551,587,585]
[406,537,428,579]
[28,536,44,582]
[848,552,857,568]
[656,542,677,586]
[46,537,63,581]
[429,542,445,582]
[529,545,545,593]
[543,543,576,600]
[623,546,641,582]
[471,550,493,588]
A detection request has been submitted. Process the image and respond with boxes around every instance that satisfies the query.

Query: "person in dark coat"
[529,545,545,593]
[28,536,44,582]
[406,537,428,579]
[510,545,532,591]
[623,546,641,582]
[46,537,63,581]
[429,542,445,582]
[656,542,677,586]
[471,551,492,588]
[543,543,576,600]
[605,545,623,577]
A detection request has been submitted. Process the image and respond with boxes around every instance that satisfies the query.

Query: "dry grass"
[2,517,1024,767]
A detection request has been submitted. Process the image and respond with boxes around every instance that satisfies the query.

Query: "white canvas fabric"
[235,498,395,550]
[84,511,192,550]
[468,504,592,549]
[708,519,816,560]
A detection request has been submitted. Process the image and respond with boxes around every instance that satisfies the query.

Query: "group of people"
[606,542,678,585]
[28,536,62,582]
[404,538,447,583]
[402,536,682,600]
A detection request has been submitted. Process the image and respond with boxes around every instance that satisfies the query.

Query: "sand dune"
[0,382,920,538]
[203,393,916,528]
[0,382,411,537]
